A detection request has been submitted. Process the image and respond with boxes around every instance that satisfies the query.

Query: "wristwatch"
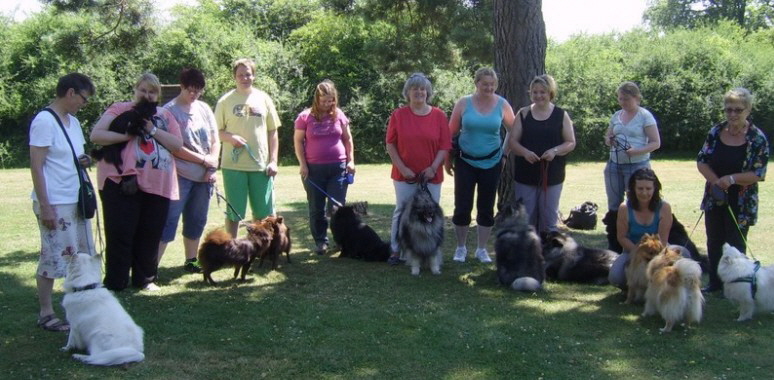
[149,126,158,137]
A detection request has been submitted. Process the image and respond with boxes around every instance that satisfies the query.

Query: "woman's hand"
[230,133,247,148]
[78,154,92,168]
[540,148,557,162]
[715,175,734,190]
[346,161,356,174]
[523,150,540,164]
[266,162,278,177]
[202,154,219,170]
[399,166,416,180]
[421,166,436,181]
[299,164,309,180]
[444,158,454,176]
[39,204,57,230]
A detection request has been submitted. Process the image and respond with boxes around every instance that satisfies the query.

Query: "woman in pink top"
[90,73,183,291]
[294,80,355,255]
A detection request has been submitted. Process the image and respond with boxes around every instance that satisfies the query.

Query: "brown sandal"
[37,314,70,332]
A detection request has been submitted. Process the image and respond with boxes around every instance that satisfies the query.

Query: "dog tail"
[203,228,232,245]
[511,277,542,292]
[672,258,702,287]
[73,347,144,366]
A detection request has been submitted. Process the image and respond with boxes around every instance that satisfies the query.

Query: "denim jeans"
[303,162,349,245]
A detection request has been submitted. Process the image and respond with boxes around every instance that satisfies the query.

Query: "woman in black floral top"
[697,87,769,293]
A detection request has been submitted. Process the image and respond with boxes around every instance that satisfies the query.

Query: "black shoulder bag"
[43,108,97,219]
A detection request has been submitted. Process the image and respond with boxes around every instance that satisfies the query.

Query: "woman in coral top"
[385,73,451,265]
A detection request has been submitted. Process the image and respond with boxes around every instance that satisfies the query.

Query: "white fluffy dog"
[61,253,144,366]
[718,243,774,321]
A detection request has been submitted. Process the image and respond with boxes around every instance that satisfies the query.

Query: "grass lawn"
[1,160,772,379]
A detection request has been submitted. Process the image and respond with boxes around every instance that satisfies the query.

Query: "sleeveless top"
[513,105,567,186]
[627,202,662,245]
[458,96,505,169]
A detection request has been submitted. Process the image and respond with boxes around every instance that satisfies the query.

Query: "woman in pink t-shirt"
[293,80,355,255]
[385,73,451,264]
[90,73,183,291]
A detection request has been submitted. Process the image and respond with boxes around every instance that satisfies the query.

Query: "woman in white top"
[603,81,661,230]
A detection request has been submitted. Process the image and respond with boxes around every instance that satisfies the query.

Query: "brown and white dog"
[642,247,704,332]
[197,221,273,285]
[625,234,664,304]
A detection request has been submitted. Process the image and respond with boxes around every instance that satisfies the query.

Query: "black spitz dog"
[398,182,444,276]
[330,204,390,262]
[90,98,158,172]
[493,200,545,291]
[542,231,618,285]
[197,222,273,285]
[603,210,707,271]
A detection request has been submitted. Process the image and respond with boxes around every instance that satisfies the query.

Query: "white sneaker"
[475,248,492,263]
[453,246,467,262]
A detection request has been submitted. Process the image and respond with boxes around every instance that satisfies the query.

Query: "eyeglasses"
[724,107,746,114]
[76,93,89,104]
[185,87,205,95]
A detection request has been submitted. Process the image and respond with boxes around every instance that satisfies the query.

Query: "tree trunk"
[493,0,546,210]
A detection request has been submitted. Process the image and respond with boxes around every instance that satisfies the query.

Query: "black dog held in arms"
[330,204,391,262]
[494,200,545,291]
[90,98,158,173]
[602,210,708,271]
[563,201,598,230]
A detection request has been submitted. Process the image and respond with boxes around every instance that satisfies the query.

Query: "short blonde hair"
[724,87,754,110]
[617,81,642,99]
[530,74,558,100]
[135,72,161,95]
[232,58,256,76]
[474,67,498,84]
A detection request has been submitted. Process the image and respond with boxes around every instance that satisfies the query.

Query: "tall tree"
[493,0,546,209]
[645,0,773,30]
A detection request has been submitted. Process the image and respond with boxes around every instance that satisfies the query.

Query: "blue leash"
[305,178,343,208]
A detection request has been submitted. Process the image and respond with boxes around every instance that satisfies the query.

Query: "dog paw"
[60,346,70,352]
[736,317,752,322]
[431,270,441,275]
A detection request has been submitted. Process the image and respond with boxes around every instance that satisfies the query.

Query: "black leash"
[305,178,343,208]
[214,185,246,222]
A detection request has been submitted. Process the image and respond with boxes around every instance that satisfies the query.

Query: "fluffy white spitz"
[718,243,774,321]
[61,252,144,366]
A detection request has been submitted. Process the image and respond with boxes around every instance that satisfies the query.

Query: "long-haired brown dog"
[257,216,292,270]
[641,246,703,333]
[197,222,273,285]
[625,234,664,304]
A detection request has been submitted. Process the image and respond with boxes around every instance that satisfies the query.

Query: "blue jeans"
[303,162,349,245]
[161,177,212,242]
[604,160,651,211]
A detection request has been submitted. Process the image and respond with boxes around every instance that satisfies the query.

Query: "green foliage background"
[0,1,772,168]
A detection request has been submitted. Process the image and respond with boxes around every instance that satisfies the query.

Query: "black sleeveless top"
[513,106,567,186]
[709,139,747,208]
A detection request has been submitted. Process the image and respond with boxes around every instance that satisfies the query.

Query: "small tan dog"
[642,247,704,332]
[625,234,664,304]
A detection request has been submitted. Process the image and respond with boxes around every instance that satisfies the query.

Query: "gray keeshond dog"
[494,199,545,291]
[398,181,444,276]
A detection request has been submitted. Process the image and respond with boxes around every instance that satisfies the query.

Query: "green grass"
[1,161,772,379]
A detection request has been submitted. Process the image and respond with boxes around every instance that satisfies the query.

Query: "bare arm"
[616,204,638,253]
[509,107,540,164]
[657,202,673,244]
[541,111,576,161]
[266,129,279,176]
[293,129,308,179]
[30,146,56,230]
[444,98,465,175]
[386,142,415,180]
[421,149,448,180]
[90,111,131,145]
[342,123,355,174]
[627,124,660,156]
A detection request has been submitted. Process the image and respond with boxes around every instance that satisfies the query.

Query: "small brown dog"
[625,234,664,304]
[197,222,273,285]
[257,216,292,270]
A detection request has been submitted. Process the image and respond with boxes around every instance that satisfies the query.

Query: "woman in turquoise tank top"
[445,68,516,263]
[608,168,674,288]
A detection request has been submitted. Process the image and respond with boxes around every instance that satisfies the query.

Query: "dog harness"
[72,283,101,293]
[730,261,761,299]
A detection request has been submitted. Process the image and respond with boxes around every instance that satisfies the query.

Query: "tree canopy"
[645,0,774,31]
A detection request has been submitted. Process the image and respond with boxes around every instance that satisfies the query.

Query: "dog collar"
[72,283,102,293]
[730,261,761,299]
